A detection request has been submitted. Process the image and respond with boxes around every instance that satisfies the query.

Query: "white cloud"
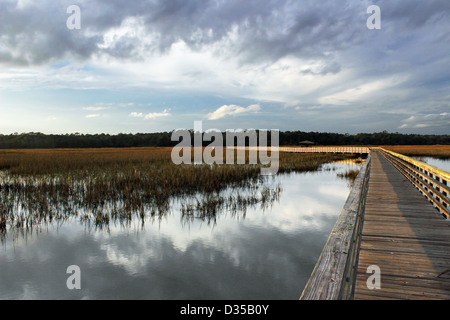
[129,109,171,120]
[0,1,449,134]
[83,106,111,111]
[399,112,450,129]
[83,103,134,111]
[85,114,100,118]
[207,104,261,120]
[144,110,171,120]
[318,77,407,105]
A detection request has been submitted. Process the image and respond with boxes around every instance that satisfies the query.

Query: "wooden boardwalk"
[354,152,450,300]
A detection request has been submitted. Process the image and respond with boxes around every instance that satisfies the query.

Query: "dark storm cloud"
[0,1,102,65]
[301,61,341,76]
[0,0,364,65]
[381,1,450,29]
[1,0,448,66]
[1,0,449,134]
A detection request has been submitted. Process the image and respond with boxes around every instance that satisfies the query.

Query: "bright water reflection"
[412,156,450,173]
[0,161,362,300]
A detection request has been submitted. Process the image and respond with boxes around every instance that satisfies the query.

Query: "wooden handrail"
[228,146,371,154]
[300,152,372,300]
[378,148,449,218]
[278,147,370,154]
[300,147,449,300]
[379,148,450,183]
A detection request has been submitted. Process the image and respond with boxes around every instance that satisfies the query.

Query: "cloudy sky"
[0,0,449,134]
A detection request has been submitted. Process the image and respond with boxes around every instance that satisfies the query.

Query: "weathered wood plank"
[354,151,450,300]
[299,148,449,300]
[299,153,371,300]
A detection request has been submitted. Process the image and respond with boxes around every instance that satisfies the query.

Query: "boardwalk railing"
[230,146,369,154]
[378,148,450,219]
[299,146,449,299]
[279,146,370,154]
[300,152,372,300]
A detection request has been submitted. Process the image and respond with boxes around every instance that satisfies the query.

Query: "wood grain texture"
[300,153,371,300]
[354,152,450,300]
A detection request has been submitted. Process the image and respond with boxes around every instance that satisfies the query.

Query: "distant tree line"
[0,131,448,149]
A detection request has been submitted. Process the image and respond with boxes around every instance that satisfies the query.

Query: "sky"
[0,0,449,135]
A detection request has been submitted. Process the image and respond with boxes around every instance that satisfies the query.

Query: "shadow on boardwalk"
[354,152,450,300]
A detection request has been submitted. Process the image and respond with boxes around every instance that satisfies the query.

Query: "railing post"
[379,148,449,218]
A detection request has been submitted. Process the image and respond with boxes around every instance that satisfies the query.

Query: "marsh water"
[0,160,363,300]
[412,156,450,173]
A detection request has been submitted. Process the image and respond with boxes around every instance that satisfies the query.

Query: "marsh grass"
[180,184,283,225]
[382,145,450,160]
[337,169,360,187]
[0,147,355,239]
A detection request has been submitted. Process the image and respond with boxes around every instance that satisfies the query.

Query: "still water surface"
[412,157,450,173]
[0,161,362,300]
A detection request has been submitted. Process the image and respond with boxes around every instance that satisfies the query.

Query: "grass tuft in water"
[0,147,356,238]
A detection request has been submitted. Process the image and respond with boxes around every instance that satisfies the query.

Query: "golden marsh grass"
[382,145,450,159]
[0,147,357,238]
